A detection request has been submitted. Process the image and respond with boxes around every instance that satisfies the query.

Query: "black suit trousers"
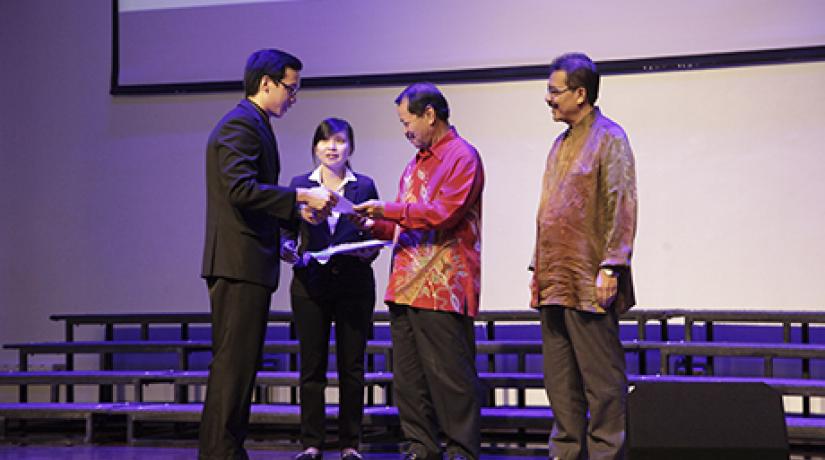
[198,277,272,460]
[290,265,375,450]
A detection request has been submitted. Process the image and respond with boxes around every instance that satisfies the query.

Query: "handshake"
[295,186,338,225]
[296,186,386,226]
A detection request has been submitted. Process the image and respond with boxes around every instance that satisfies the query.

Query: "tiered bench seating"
[4,393,825,445]
[636,340,825,375]
[9,337,825,382]
[0,402,110,443]
[3,308,825,448]
[5,370,825,400]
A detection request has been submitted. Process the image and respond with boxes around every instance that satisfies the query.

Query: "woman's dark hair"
[548,52,600,106]
[243,48,303,97]
[312,117,355,168]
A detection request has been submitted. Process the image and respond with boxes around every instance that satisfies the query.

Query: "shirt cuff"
[371,219,396,240]
[383,201,404,220]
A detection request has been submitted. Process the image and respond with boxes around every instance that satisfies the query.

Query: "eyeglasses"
[278,80,299,98]
[547,86,573,98]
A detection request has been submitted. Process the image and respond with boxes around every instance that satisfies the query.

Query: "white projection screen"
[116,0,825,87]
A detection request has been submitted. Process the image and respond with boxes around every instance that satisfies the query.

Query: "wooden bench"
[10,338,649,368]
[0,370,171,403]
[46,309,825,354]
[42,308,671,405]
[1,402,551,444]
[679,310,825,341]
[13,338,825,392]
[4,400,824,446]
[1,340,397,403]
[7,308,825,446]
[0,402,116,443]
[43,309,825,378]
[48,309,679,345]
[2,339,550,377]
[0,370,392,404]
[5,369,825,406]
[4,339,647,388]
[633,340,825,376]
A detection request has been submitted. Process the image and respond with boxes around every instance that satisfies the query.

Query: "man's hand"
[280,238,299,264]
[299,204,324,225]
[595,268,618,308]
[345,213,375,231]
[297,186,337,218]
[530,276,539,307]
[353,200,385,219]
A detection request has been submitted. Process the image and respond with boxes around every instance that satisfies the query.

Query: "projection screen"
[115,0,825,91]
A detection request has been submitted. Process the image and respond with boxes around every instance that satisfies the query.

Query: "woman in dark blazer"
[281,118,379,460]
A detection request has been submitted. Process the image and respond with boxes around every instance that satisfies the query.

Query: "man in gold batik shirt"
[530,52,637,460]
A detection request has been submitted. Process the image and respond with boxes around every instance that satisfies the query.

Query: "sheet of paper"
[304,239,392,265]
[332,192,355,214]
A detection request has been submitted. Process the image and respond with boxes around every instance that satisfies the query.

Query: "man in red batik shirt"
[354,82,484,460]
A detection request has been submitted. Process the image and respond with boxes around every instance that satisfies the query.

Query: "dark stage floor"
[1,445,825,460]
[0,446,544,460]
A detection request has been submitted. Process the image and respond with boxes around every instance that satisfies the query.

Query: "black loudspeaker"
[627,382,789,460]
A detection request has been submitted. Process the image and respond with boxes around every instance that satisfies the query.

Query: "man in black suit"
[198,48,335,460]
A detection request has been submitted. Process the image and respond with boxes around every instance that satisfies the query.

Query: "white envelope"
[332,192,355,214]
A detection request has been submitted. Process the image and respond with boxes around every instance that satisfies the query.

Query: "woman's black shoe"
[294,451,323,460]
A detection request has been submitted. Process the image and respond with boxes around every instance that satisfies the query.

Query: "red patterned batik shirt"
[372,128,484,317]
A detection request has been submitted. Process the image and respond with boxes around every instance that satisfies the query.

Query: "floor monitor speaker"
[627,381,788,460]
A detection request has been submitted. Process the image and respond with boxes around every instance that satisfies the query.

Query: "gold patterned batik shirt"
[532,108,638,314]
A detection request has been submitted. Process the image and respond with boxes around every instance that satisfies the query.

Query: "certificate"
[304,239,392,265]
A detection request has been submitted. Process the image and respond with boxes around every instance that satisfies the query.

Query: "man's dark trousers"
[198,277,271,460]
[389,304,482,460]
[540,305,627,460]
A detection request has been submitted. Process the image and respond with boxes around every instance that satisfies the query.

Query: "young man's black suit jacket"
[201,98,296,289]
[198,98,297,459]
